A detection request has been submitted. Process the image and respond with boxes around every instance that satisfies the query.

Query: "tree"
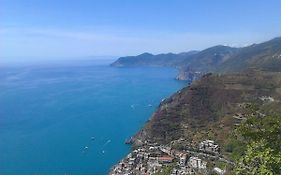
[234,113,281,175]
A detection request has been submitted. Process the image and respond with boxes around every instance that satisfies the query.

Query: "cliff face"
[176,69,203,81]
[133,71,281,147]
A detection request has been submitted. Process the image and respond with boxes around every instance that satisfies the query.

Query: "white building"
[188,156,207,169]
[259,96,275,102]
[213,167,225,175]
[179,154,187,166]
[199,140,220,153]
[159,146,172,155]
[147,162,162,174]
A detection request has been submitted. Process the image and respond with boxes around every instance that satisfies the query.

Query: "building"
[199,140,220,153]
[148,162,162,174]
[213,167,225,175]
[259,96,275,102]
[158,156,174,164]
[179,154,187,166]
[188,156,207,169]
[159,146,172,155]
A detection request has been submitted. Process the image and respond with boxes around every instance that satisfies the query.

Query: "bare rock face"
[176,69,203,81]
[131,128,149,147]
[176,70,189,80]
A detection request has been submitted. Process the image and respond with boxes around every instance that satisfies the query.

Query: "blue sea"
[0,60,187,175]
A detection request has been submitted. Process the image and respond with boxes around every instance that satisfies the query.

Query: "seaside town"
[109,138,231,175]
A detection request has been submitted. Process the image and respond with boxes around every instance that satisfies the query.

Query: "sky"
[1,0,281,62]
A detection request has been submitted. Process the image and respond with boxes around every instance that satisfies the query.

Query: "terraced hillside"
[133,71,281,149]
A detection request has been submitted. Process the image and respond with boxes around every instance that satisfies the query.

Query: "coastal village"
[109,139,230,175]
[109,96,276,175]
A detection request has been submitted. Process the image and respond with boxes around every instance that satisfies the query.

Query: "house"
[188,156,207,169]
[158,156,174,164]
[159,146,172,155]
[199,140,220,153]
[213,167,225,175]
[179,154,187,166]
[148,162,162,174]
[171,166,194,175]
[148,157,158,164]
[171,150,184,157]
[259,96,275,102]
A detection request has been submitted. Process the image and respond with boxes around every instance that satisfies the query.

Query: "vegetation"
[113,37,281,174]
[134,71,281,145]
[112,37,281,78]
[132,71,281,174]
[110,51,198,67]
[233,112,281,175]
[152,164,175,175]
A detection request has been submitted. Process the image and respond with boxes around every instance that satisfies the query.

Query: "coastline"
[108,70,281,175]
[108,76,192,175]
[0,64,187,175]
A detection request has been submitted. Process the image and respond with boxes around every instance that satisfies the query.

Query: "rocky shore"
[175,69,203,81]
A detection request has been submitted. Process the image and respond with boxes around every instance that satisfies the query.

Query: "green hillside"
[111,37,281,80]
[133,71,281,148]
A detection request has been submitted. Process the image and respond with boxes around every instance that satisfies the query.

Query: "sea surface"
[0,60,187,175]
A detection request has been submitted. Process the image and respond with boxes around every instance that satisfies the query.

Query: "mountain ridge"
[109,37,281,174]
[110,50,198,68]
[111,37,281,80]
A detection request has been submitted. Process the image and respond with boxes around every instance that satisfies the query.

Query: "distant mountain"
[110,45,239,72]
[178,37,281,77]
[110,38,281,174]
[111,37,281,80]
[110,51,198,67]
[110,37,281,147]
[219,37,281,72]
[180,45,239,71]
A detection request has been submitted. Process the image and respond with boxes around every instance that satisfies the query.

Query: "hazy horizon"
[1,0,281,62]
[1,1,281,174]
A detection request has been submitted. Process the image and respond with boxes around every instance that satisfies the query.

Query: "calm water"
[0,60,186,175]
